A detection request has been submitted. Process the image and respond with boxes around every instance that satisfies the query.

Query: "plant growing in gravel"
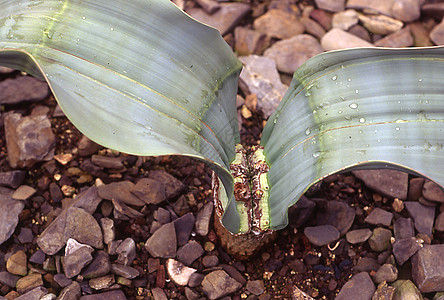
[0,0,443,236]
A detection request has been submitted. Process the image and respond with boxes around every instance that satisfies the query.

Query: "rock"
[316,200,355,236]
[405,202,435,236]
[347,0,395,16]
[315,0,345,12]
[239,55,288,118]
[112,199,144,219]
[78,135,102,156]
[0,76,48,104]
[289,195,316,227]
[132,178,166,205]
[0,193,24,245]
[0,170,26,188]
[422,180,444,203]
[149,170,185,200]
[263,34,323,74]
[187,3,250,36]
[365,208,393,227]
[116,238,136,266]
[335,272,375,300]
[430,19,444,46]
[332,9,359,30]
[188,272,204,288]
[72,186,102,214]
[234,27,270,56]
[5,113,56,168]
[195,201,213,236]
[253,9,304,39]
[0,271,20,287]
[145,222,177,258]
[79,290,127,300]
[66,238,94,255]
[393,237,423,265]
[346,228,372,244]
[177,240,204,266]
[151,287,167,300]
[412,244,444,292]
[58,281,81,300]
[166,258,196,286]
[111,264,140,279]
[184,287,199,300]
[300,17,326,39]
[410,22,433,47]
[98,181,145,207]
[409,177,425,201]
[321,28,374,51]
[348,24,372,42]
[354,170,408,200]
[373,282,396,300]
[53,273,72,288]
[81,251,111,279]
[221,264,247,286]
[89,274,115,290]
[91,155,124,169]
[246,280,265,295]
[29,250,46,265]
[6,250,27,276]
[394,217,415,240]
[12,185,36,200]
[304,225,340,247]
[100,218,115,245]
[202,255,219,268]
[391,0,421,22]
[173,213,195,247]
[368,228,392,252]
[373,264,398,284]
[201,270,242,300]
[392,280,422,299]
[354,257,380,272]
[18,227,33,244]
[194,0,220,14]
[63,246,94,278]
[374,26,414,47]
[37,207,103,255]
[16,273,44,294]
[435,212,444,231]
[15,287,48,300]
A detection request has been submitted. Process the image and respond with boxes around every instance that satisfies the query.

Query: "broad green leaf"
[262,47,444,230]
[0,0,243,232]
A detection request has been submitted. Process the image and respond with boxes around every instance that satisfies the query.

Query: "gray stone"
[321,28,374,51]
[145,222,177,258]
[15,286,48,300]
[196,201,213,236]
[431,19,444,46]
[173,213,195,247]
[65,238,93,255]
[353,169,408,200]
[221,264,247,286]
[184,287,199,300]
[149,170,185,200]
[264,34,323,74]
[201,270,242,300]
[188,272,204,288]
[392,280,422,299]
[111,264,140,279]
[300,17,326,39]
[53,273,72,288]
[234,27,270,56]
[315,0,345,12]
[112,199,144,219]
[373,264,398,284]
[166,258,196,286]
[374,27,414,48]
[253,9,304,39]
[58,281,81,300]
[409,177,425,201]
[202,255,219,268]
[0,193,24,245]
[246,280,265,295]
[187,3,250,36]
[81,251,111,279]
[304,225,340,247]
[335,272,375,300]
[239,55,287,118]
[177,240,204,266]
[18,227,33,244]
[116,238,136,266]
[155,207,171,224]
[98,181,145,207]
[100,218,115,245]
[78,135,102,157]
[405,202,435,236]
[6,250,27,276]
[63,246,94,278]
[354,257,380,272]
[368,228,392,252]
[346,0,395,16]
[132,178,166,205]
[5,113,55,168]
[393,237,423,265]
[346,229,372,244]
[79,290,127,300]
[372,282,395,300]
[0,271,20,287]
[71,186,103,214]
[0,76,48,104]
[316,200,355,236]
[151,287,168,300]
[29,250,46,265]
[365,208,393,227]
[422,180,444,203]
[332,9,358,31]
[0,170,26,188]
[412,244,444,292]
[435,212,444,231]
[37,207,103,255]
[392,0,421,22]
[194,0,220,14]
[91,155,124,169]
[89,274,115,290]
[394,217,415,240]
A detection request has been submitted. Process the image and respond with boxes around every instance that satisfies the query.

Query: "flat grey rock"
[81,251,111,279]
[116,238,136,266]
[364,208,393,227]
[15,286,48,300]
[63,246,94,278]
[0,76,48,105]
[321,28,374,51]
[393,237,423,265]
[353,169,408,200]
[316,200,355,236]
[335,272,375,300]
[405,201,435,236]
[132,178,166,205]
[177,240,204,266]
[202,270,242,300]
[393,217,415,240]
[0,192,24,245]
[148,170,185,200]
[111,264,140,279]
[98,181,145,207]
[304,225,340,247]
[173,213,195,247]
[422,180,444,203]
[58,281,81,300]
[345,229,372,244]
[145,222,177,258]
[0,170,26,188]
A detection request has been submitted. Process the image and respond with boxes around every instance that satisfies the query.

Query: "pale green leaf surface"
[0,0,242,231]
[262,47,444,230]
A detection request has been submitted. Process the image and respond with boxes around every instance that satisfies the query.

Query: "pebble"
[373,263,398,284]
[100,218,115,245]
[89,274,115,290]
[374,26,414,47]
[435,212,444,231]
[112,199,144,219]
[321,28,374,51]
[239,55,287,118]
[253,9,304,39]
[78,135,102,157]
[300,17,326,39]
[304,225,340,247]
[263,34,323,74]
[234,27,270,56]
[289,196,316,227]
[246,280,265,295]
[71,186,103,215]
[0,76,48,104]
[409,22,432,47]
[353,170,408,200]
[166,258,196,286]
[97,181,145,206]
[392,280,423,299]
[0,170,26,188]
[346,0,394,16]
[404,202,435,236]
[173,213,195,247]
[195,201,213,236]
[202,255,219,268]
[81,251,111,279]
[188,272,205,288]
[111,264,140,279]
[6,250,27,276]
[222,264,247,285]
[364,208,393,227]
[58,281,81,300]
[391,0,421,22]
[316,200,355,236]
[177,240,204,266]
[132,178,166,205]
[63,246,94,278]
[201,270,242,300]
[422,180,444,203]
[79,289,127,300]
[0,193,24,245]
[187,2,250,36]
[151,287,168,300]
[430,18,444,45]
[412,244,444,292]
[29,250,46,265]
[53,274,72,288]
[358,14,403,35]
[373,281,395,300]
[0,271,20,287]
[345,228,372,244]
[368,228,392,252]
[91,155,124,169]
[315,0,345,12]
[332,9,358,30]
[335,272,375,300]
[12,185,36,200]
[15,286,48,300]
[145,222,177,258]
[354,257,380,272]
[184,287,199,300]
[393,217,415,240]
[16,273,44,294]
[393,237,423,265]
[116,238,136,266]
[408,177,425,201]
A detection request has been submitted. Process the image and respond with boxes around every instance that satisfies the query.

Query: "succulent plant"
[0,0,443,235]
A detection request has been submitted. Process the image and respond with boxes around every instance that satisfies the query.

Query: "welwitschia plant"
[0,0,443,235]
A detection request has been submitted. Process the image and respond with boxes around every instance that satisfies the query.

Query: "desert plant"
[0,0,443,235]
